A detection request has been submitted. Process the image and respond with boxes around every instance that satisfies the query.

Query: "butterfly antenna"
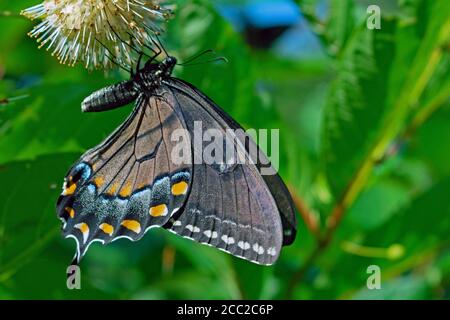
[126,31,158,56]
[150,36,163,57]
[105,52,133,74]
[154,34,169,57]
[136,52,144,72]
[181,56,229,67]
[96,37,133,74]
[141,25,166,57]
[178,49,215,65]
[129,32,162,64]
[103,9,151,59]
[128,36,146,74]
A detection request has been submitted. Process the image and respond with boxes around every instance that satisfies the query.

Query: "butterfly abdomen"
[82,80,138,112]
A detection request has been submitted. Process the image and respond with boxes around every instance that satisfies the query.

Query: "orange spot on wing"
[137,183,146,190]
[93,176,105,188]
[99,223,114,236]
[119,183,132,198]
[149,204,168,217]
[75,222,90,244]
[64,207,75,218]
[172,181,188,196]
[63,182,77,196]
[106,182,120,196]
[121,220,141,234]
[76,222,89,233]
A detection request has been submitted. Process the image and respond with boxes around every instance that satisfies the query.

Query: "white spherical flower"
[22,0,173,69]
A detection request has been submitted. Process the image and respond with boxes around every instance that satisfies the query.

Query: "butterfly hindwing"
[170,79,298,246]
[161,78,296,265]
[57,93,192,262]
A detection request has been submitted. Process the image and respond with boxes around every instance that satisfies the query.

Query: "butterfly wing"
[161,78,297,265]
[57,94,192,262]
[58,77,296,265]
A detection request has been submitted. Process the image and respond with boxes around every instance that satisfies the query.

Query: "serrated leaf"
[326,0,355,55]
[322,18,398,198]
[322,0,450,204]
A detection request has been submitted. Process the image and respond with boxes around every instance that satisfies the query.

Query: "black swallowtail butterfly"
[57,53,297,265]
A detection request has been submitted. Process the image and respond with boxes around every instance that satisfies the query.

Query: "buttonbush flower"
[22,0,173,69]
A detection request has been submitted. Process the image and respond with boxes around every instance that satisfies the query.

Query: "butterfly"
[56,50,297,266]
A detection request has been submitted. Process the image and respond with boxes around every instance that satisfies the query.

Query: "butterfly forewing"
[57,93,192,262]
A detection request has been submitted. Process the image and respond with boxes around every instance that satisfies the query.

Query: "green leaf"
[326,0,355,55]
[0,154,77,274]
[0,81,131,165]
[321,0,450,204]
[321,18,398,199]
[347,179,410,230]
[0,154,114,298]
[353,275,431,300]
[413,107,450,176]
[364,178,450,253]
[168,0,281,130]
[233,258,272,299]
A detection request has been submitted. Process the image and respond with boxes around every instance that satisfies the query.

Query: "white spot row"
[238,241,251,250]
[203,230,218,239]
[166,229,277,266]
[221,235,235,245]
[203,215,263,233]
[171,222,277,257]
[189,209,201,215]
[173,220,182,227]
[237,242,276,256]
[253,243,264,255]
[267,247,277,256]
[185,224,200,233]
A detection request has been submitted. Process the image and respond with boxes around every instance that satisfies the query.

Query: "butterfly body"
[58,55,297,265]
[82,56,177,113]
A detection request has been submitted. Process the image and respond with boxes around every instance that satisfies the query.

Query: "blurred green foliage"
[0,0,449,299]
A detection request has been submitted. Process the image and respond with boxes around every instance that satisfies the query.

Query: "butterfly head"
[160,56,177,76]
[137,55,177,86]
